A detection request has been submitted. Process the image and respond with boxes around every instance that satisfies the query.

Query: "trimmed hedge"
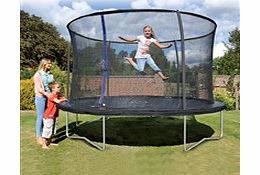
[20,78,35,110]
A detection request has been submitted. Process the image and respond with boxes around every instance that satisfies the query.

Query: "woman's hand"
[45,92,51,98]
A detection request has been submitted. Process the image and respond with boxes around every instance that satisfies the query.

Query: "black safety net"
[59,9,225,115]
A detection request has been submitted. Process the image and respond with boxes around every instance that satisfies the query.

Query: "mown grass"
[21,110,240,175]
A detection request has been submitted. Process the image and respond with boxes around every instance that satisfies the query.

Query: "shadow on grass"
[59,116,215,146]
[51,121,80,144]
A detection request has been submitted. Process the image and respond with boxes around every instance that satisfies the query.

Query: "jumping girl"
[119,25,172,80]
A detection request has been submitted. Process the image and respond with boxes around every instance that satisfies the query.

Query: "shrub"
[51,62,68,96]
[20,78,35,110]
[20,68,36,80]
[214,88,236,110]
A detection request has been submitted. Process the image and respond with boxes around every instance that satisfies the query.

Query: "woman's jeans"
[35,96,46,137]
[133,57,161,73]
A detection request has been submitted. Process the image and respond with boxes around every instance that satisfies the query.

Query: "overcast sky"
[20,0,240,58]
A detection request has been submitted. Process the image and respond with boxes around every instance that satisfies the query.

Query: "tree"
[20,10,70,70]
[213,28,240,75]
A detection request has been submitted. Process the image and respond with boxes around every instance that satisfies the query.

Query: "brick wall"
[72,74,240,102]
[78,74,165,96]
[108,74,164,96]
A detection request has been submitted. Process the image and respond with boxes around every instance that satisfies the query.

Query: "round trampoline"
[60,96,224,116]
[58,9,225,151]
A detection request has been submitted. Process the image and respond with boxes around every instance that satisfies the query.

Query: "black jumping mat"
[58,96,225,116]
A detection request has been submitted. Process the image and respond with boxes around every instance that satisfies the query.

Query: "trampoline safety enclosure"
[58,9,225,151]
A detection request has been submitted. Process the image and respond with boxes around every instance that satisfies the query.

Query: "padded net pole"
[69,32,79,100]
[173,40,180,96]
[99,15,109,105]
[208,26,217,102]
[66,42,71,99]
[176,11,186,110]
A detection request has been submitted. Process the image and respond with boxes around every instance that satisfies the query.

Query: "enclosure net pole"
[173,40,180,97]
[209,27,217,102]
[176,11,186,110]
[99,15,109,105]
[66,42,71,99]
[69,32,79,100]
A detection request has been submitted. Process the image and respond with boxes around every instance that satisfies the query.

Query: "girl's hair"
[38,58,52,71]
[143,25,157,39]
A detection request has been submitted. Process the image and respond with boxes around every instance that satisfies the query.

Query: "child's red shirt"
[44,93,63,119]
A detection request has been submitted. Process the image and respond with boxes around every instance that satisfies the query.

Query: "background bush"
[214,88,236,110]
[20,68,36,80]
[20,78,35,110]
[51,62,67,95]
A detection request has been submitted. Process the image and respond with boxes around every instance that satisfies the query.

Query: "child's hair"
[143,25,157,39]
[38,57,52,71]
[48,82,60,92]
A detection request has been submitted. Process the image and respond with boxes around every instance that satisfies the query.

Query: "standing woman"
[33,58,54,145]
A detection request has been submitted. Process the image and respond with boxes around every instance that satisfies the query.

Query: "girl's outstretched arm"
[153,41,173,49]
[118,36,138,42]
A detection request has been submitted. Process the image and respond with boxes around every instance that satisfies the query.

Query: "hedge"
[20,78,35,110]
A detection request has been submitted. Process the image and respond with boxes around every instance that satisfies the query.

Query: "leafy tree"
[213,28,240,75]
[20,10,70,70]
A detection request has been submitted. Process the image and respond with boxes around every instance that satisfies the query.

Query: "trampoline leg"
[183,111,224,152]
[102,116,106,150]
[75,114,79,126]
[66,115,106,151]
[183,115,187,150]
[220,110,224,138]
[65,112,70,137]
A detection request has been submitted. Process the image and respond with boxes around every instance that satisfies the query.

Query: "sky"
[20,0,240,58]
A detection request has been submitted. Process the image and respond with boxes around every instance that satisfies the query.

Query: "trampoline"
[58,9,225,151]
[60,96,224,116]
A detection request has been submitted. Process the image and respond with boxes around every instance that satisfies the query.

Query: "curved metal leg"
[65,112,69,137]
[75,114,79,126]
[183,111,224,152]
[65,113,106,150]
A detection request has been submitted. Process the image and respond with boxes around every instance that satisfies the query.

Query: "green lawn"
[21,110,240,175]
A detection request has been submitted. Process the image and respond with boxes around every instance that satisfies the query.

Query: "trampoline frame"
[64,110,223,152]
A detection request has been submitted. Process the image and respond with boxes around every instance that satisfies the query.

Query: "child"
[41,82,67,149]
[118,25,172,80]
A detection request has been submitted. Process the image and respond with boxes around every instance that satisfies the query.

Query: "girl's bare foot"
[162,76,169,81]
[157,72,169,81]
